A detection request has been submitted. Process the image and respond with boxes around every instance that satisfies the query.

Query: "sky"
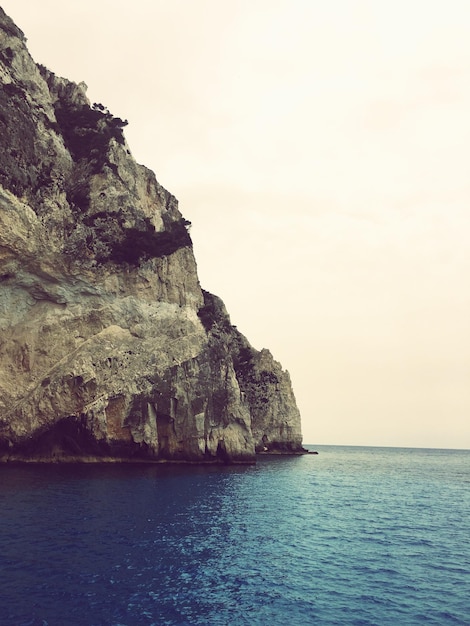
[2,0,469,449]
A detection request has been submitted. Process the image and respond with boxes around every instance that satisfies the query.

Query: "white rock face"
[0,8,304,463]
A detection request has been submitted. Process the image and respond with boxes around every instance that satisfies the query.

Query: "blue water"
[0,446,469,626]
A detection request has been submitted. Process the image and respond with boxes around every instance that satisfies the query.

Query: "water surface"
[1,446,469,625]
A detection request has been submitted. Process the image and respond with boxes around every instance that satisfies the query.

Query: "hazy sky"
[3,0,469,448]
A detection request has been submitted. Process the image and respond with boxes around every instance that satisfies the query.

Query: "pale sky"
[2,0,469,448]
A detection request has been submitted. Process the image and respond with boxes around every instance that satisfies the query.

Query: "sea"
[0,446,469,626]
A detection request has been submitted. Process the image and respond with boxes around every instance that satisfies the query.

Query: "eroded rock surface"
[0,8,305,463]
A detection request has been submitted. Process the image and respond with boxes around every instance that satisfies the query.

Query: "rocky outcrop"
[0,8,305,463]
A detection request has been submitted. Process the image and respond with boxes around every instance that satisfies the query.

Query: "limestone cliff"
[0,8,304,463]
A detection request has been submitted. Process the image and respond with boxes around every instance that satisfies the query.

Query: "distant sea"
[1,446,469,625]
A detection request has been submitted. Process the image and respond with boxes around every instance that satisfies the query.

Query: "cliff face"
[0,8,304,463]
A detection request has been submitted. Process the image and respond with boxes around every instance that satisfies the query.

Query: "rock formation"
[0,8,304,463]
